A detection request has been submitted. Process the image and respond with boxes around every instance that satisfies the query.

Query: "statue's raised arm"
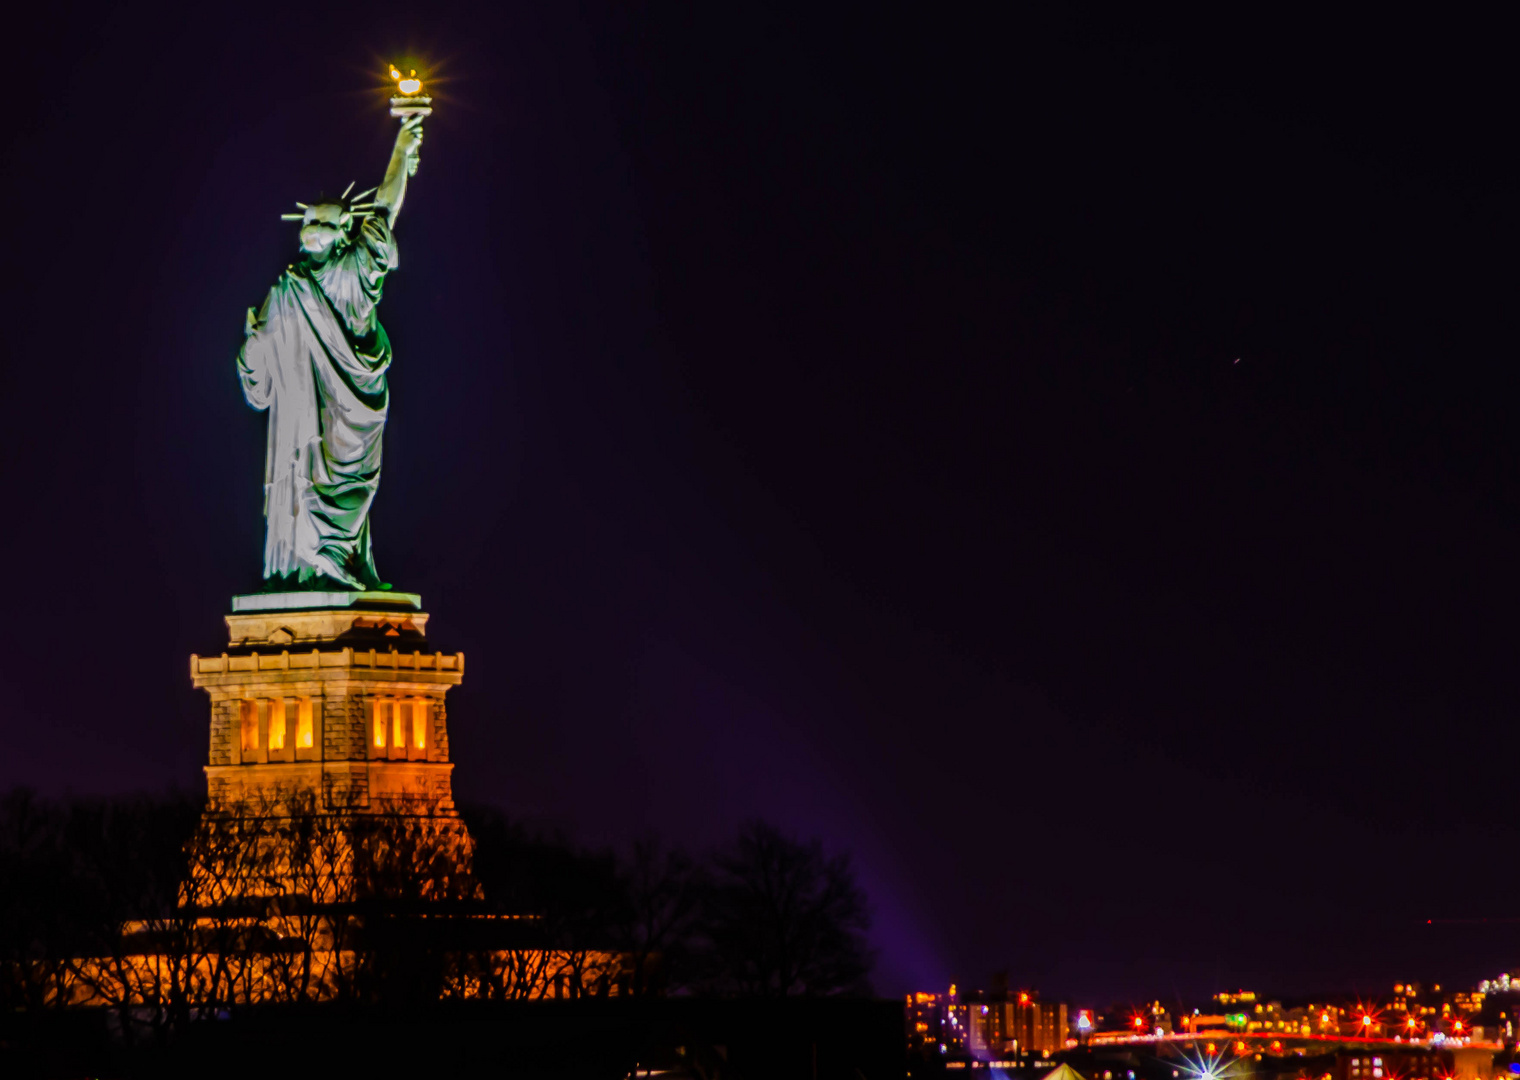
[236,90,429,594]
[376,114,424,223]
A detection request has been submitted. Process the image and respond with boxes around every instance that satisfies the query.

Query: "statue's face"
[298,203,348,261]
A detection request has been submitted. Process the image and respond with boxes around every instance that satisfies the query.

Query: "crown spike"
[341,181,355,199]
[280,213,305,221]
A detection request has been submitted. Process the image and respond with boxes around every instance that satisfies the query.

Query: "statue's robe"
[238,215,397,589]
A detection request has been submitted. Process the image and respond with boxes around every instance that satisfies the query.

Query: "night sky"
[4,6,1518,1005]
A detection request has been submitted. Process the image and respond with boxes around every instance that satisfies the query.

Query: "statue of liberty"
[237,108,425,591]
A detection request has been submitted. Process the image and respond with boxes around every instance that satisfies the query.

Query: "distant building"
[1335,1046,1494,1080]
[907,985,969,1057]
[1217,991,1259,1007]
[908,981,1068,1062]
[967,991,1068,1057]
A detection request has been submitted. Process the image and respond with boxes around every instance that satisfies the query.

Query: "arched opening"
[240,699,259,754]
[267,698,286,754]
[295,696,314,754]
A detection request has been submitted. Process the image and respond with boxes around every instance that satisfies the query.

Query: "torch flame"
[391,66,423,95]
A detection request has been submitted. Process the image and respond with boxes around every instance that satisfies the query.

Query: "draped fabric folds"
[238,215,398,589]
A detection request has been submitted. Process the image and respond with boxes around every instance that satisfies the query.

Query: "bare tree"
[8,789,213,1044]
[617,835,706,995]
[699,821,873,997]
[454,803,629,999]
[0,789,91,1014]
[58,788,488,1016]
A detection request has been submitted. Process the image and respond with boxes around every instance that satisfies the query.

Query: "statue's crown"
[279,181,378,224]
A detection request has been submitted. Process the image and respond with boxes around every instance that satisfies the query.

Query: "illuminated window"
[373,700,387,749]
[268,698,286,751]
[412,700,427,749]
[295,697,314,749]
[240,700,259,751]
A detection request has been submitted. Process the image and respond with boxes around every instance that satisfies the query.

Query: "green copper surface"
[236,114,425,590]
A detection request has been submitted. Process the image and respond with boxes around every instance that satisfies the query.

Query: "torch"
[389,66,432,119]
[388,66,429,176]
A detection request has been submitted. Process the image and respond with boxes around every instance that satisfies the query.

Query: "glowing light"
[296,697,313,749]
[390,65,423,96]
[412,700,427,749]
[268,697,286,750]
[240,700,258,751]
[1179,1044,1232,1080]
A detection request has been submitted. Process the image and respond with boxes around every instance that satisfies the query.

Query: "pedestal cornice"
[190,647,464,691]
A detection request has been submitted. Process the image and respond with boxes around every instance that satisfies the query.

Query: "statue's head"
[297,203,349,262]
[280,184,378,264]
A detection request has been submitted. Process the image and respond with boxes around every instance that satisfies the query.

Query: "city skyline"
[907,975,1520,1076]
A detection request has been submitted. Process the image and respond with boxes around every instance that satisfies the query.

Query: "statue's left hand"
[397,115,425,155]
[397,115,424,177]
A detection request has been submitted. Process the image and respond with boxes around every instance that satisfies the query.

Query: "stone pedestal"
[191,593,465,815]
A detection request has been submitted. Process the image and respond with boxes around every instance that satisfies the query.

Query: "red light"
[1134,1017,1145,1029]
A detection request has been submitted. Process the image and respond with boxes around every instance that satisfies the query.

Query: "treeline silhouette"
[0,786,873,1019]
